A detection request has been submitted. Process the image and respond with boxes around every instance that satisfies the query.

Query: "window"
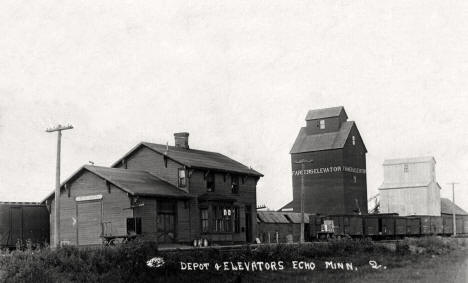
[213,205,233,232]
[206,172,215,192]
[233,207,240,233]
[352,136,356,146]
[404,164,409,173]
[200,208,209,233]
[178,168,187,187]
[126,217,142,235]
[231,175,239,194]
[319,119,325,129]
[163,155,168,168]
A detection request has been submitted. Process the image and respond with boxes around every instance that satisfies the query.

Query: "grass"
[0,237,466,282]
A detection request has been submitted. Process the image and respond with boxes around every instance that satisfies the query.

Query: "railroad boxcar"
[419,216,431,235]
[430,216,443,235]
[362,214,399,239]
[418,216,443,235]
[442,215,453,235]
[0,202,50,248]
[323,215,364,238]
[380,215,396,237]
[394,217,407,236]
[463,215,468,234]
[362,215,379,238]
[456,216,464,234]
[406,217,421,235]
[346,215,364,237]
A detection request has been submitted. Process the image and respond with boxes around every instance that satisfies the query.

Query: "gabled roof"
[112,142,263,177]
[257,211,310,224]
[305,106,347,120]
[279,200,294,211]
[42,165,191,202]
[290,121,365,153]
[441,198,468,215]
[383,156,436,166]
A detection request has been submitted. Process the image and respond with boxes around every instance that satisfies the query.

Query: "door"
[77,201,102,245]
[245,205,252,243]
[157,200,176,243]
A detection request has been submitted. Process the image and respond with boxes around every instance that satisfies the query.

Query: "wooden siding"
[113,145,259,243]
[77,201,102,245]
[133,198,192,243]
[379,158,441,216]
[291,150,345,215]
[115,146,186,190]
[257,223,302,243]
[342,124,368,214]
[290,123,367,215]
[133,198,157,241]
[189,170,257,242]
[306,117,343,134]
[49,170,132,246]
[383,161,434,185]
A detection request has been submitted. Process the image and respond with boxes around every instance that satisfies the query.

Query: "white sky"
[1,1,468,212]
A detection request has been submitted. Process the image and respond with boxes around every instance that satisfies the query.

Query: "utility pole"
[294,159,313,243]
[447,182,459,237]
[46,124,73,248]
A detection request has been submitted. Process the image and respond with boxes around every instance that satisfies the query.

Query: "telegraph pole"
[46,124,73,248]
[294,159,314,243]
[447,182,459,237]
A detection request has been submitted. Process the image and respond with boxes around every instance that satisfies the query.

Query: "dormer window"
[319,119,326,129]
[352,136,356,146]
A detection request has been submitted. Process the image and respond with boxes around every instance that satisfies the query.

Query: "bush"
[3,238,457,282]
[0,240,160,282]
[404,236,458,255]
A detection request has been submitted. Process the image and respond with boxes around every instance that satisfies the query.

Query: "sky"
[1,1,468,212]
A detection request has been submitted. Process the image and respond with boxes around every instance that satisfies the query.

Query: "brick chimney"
[174,132,190,149]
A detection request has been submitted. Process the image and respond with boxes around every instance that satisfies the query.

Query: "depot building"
[43,133,262,246]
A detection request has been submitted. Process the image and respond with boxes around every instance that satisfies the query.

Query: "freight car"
[309,214,468,240]
[0,202,49,248]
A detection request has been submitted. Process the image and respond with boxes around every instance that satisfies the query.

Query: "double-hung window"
[200,208,209,233]
[319,119,326,129]
[206,172,215,192]
[178,168,187,187]
[231,175,239,194]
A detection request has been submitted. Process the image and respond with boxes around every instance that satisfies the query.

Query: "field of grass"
[0,237,466,282]
[236,249,468,283]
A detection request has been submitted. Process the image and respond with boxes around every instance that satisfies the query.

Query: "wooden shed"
[256,211,310,243]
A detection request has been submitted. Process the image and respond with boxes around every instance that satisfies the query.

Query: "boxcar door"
[157,200,176,243]
[10,207,22,246]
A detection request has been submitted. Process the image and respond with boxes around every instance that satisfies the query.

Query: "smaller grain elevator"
[379,157,441,216]
[286,106,368,215]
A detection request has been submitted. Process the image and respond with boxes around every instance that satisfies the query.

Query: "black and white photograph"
[0,1,467,282]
